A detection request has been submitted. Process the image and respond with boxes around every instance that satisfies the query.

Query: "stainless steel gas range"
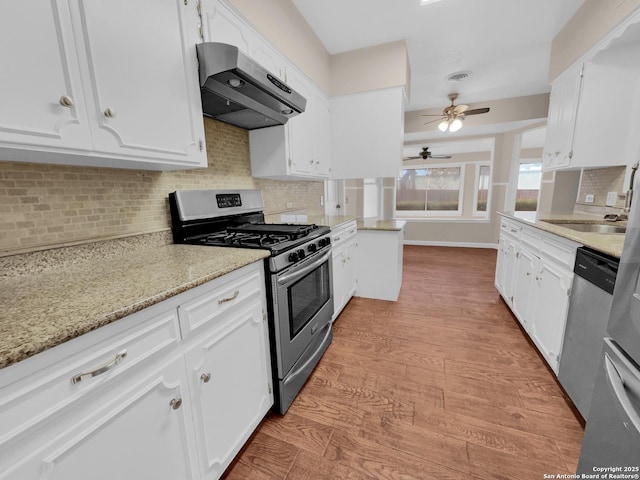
[169,189,333,414]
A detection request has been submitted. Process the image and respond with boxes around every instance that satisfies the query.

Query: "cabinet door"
[285,68,314,176]
[343,240,358,300]
[2,356,198,480]
[332,246,346,318]
[185,303,272,479]
[512,247,538,333]
[252,38,287,81]
[0,1,92,151]
[312,92,331,177]
[542,63,583,170]
[530,260,573,373]
[73,0,205,166]
[499,237,518,306]
[201,0,254,55]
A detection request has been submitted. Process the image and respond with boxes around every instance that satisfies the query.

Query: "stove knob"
[297,249,306,259]
[308,243,317,253]
[289,251,299,262]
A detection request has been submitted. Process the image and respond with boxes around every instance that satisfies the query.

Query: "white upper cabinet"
[544,11,640,172]
[330,87,405,179]
[542,62,583,171]
[0,0,207,171]
[0,1,92,152]
[249,77,330,180]
[200,0,254,55]
[202,0,330,180]
[312,92,331,177]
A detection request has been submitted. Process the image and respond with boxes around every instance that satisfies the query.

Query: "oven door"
[273,248,334,377]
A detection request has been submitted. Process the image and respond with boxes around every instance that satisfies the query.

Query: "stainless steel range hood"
[196,42,306,130]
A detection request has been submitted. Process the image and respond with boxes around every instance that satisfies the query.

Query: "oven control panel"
[270,234,332,273]
[215,193,242,208]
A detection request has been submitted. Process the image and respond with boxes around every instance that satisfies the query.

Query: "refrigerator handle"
[604,353,640,433]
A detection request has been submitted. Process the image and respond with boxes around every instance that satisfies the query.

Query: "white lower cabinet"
[0,262,272,480]
[494,223,520,305]
[528,258,574,373]
[495,217,579,373]
[331,221,358,320]
[2,355,199,480]
[184,301,272,479]
[512,245,537,333]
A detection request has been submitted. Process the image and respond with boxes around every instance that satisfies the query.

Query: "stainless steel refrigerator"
[577,202,640,471]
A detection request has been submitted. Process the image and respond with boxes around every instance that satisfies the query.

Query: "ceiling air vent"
[446,71,472,83]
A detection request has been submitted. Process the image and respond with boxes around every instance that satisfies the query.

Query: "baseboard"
[403,240,499,249]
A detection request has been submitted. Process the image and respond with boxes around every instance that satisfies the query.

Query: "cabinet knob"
[59,95,74,108]
[170,398,183,410]
[200,372,212,383]
[103,108,116,118]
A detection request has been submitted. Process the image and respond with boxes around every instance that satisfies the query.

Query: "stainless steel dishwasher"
[558,247,619,420]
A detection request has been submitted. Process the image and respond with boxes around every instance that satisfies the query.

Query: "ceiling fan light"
[449,118,463,132]
[438,120,449,132]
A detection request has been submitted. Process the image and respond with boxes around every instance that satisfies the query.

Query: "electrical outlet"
[606,192,618,207]
[585,194,595,203]
[286,202,293,208]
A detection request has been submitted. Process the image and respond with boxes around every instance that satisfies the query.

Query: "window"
[396,166,462,215]
[516,162,541,211]
[475,165,491,214]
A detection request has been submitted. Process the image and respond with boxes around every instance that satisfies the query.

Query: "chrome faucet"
[624,161,639,215]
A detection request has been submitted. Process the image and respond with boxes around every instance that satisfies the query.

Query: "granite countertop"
[0,244,269,369]
[357,218,407,231]
[499,211,626,258]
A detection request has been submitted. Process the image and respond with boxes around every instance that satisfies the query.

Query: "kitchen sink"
[550,223,626,234]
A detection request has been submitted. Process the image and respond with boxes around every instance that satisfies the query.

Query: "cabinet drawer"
[331,220,358,248]
[0,307,181,449]
[520,227,542,251]
[500,219,521,238]
[541,237,577,268]
[178,264,264,338]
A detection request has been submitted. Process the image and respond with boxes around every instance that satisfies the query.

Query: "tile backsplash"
[576,166,626,209]
[0,118,324,256]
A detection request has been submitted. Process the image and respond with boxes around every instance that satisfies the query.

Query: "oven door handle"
[277,250,331,287]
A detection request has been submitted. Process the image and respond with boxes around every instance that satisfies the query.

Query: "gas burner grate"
[201,231,293,247]
[227,223,318,241]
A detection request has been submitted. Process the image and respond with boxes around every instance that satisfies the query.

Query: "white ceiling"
[292,0,586,112]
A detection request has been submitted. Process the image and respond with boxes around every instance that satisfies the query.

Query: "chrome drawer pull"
[218,290,239,305]
[71,350,127,384]
[170,398,183,410]
[200,372,212,383]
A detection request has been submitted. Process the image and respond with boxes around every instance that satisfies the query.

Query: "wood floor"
[222,246,584,480]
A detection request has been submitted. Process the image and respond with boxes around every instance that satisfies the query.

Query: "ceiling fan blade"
[421,114,446,117]
[463,107,490,116]
[403,156,422,160]
[453,104,469,114]
[423,117,446,126]
[430,154,452,159]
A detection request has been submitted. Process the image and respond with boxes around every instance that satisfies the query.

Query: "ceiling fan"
[422,93,490,132]
[403,146,452,161]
